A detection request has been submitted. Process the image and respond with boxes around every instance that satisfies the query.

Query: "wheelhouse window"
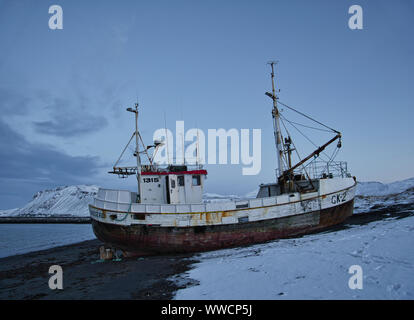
[192,175,201,186]
[178,175,185,186]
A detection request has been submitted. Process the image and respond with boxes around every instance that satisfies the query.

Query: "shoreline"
[0,239,197,300]
[0,217,90,224]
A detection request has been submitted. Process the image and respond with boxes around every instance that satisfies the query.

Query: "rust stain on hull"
[91,200,354,255]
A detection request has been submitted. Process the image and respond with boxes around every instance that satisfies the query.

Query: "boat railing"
[276,161,350,180]
[305,161,350,179]
[92,188,303,214]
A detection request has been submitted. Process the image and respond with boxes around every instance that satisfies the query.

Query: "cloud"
[0,87,30,115]
[32,97,108,137]
[0,86,115,208]
[0,118,102,209]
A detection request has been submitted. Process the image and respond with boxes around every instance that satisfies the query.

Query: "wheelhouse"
[139,165,207,204]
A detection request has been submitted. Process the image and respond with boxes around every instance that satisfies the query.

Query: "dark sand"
[0,239,197,300]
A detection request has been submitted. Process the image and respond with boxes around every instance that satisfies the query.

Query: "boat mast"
[127,103,142,203]
[266,62,284,178]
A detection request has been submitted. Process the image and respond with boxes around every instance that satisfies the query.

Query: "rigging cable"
[113,132,136,168]
[278,100,339,134]
[280,119,333,133]
[279,113,332,163]
[279,110,342,177]
[279,116,313,184]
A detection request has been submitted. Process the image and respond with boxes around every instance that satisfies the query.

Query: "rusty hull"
[91,199,354,255]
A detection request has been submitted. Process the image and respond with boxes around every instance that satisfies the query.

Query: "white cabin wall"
[140,175,167,204]
[319,177,355,196]
[139,173,206,204]
[184,174,204,203]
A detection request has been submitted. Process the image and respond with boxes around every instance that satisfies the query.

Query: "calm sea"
[0,224,96,258]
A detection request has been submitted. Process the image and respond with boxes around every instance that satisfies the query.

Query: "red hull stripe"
[141,170,207,176]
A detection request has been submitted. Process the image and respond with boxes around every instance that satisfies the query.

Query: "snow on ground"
[174,214,414,300]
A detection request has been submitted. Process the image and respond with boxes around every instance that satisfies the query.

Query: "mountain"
[1,178,413,218]
[0,185,98,217]
[353,178,414,214]
[356,177,414,196]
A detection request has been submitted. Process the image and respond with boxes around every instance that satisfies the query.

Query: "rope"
[279,116,312,182]
[113,132,135,168]
[278,100,340,134]
[281,119,333,133]
[280,113,332,162]
[278,107,342,178]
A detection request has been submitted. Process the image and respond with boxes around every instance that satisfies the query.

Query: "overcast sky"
[0,0,413,209]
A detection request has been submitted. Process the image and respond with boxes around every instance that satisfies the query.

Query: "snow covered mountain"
[356,177,414,196]
[1,178,413,218]
[354,178,414,214]
[0,185,98,217]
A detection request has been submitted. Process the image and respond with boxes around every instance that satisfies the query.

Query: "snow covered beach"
[174,210,414,299]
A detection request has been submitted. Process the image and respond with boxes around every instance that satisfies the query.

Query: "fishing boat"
[89,63,356,256]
